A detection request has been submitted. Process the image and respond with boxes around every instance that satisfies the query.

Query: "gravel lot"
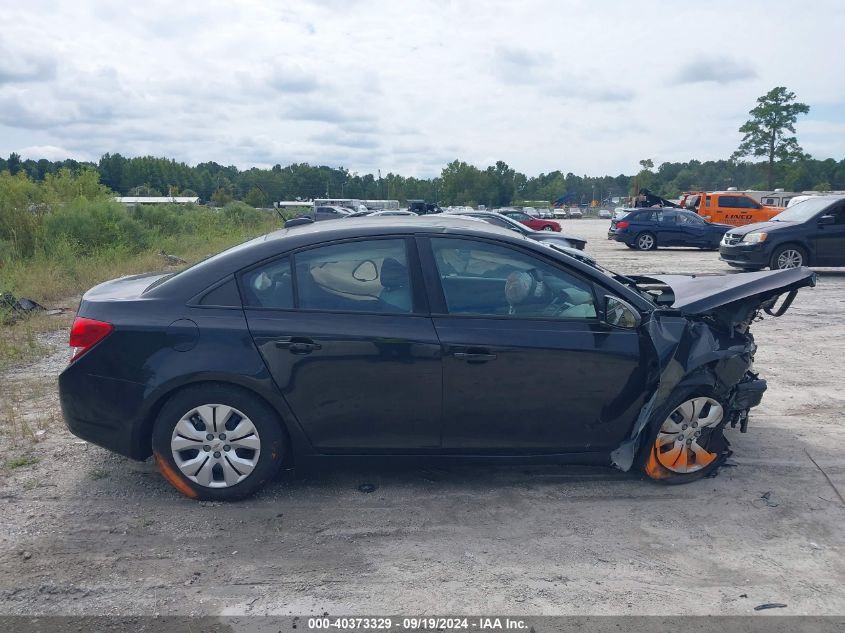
[1,219,843,616]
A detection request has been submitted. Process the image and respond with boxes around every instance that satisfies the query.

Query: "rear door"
[813,204,845,265]
[420,236,648,452]
[241,238,442,451]
[654,210,681,244]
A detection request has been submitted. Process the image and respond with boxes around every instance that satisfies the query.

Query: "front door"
[674,211,711,246]
[423,236,648,453]
[241,238,442,451]
[813,205,845,265]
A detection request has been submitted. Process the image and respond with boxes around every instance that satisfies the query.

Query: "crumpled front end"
[611,267,816,479]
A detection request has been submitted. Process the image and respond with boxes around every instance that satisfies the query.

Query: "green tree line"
[3,152,843,210]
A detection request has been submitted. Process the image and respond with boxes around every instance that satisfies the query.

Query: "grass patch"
[0,312,74,371]
[0,375,63,444]
[1,169,282,371]
[5,455,39,469]
[1,213,279,304]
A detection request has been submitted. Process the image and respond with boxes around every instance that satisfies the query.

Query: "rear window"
[143,233,274,294]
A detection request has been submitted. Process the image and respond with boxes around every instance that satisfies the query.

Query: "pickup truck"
[681,191,783,227]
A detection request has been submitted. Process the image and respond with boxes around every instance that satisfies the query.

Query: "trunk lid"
[82,272,171,302]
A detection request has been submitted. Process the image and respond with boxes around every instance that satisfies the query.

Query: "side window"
[241,257,294,309]
[295,239,412,313]
[200,276,242,306]
[678,212,703,225]
[430,238,596,320]
[705,196,711,207]
[832,206,845,225]
[718,196,737,208]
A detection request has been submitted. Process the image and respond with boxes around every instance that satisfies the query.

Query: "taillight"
[616,220,630,229]
[69,317,113,363]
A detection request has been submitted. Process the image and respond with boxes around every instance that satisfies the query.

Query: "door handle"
[275,337,322,354]
[453,349,497,363]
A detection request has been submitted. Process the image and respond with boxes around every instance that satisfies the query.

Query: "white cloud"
[18,145,85,161]
[0,0,842,177]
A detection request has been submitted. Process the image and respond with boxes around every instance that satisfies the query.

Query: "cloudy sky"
[2,0,844,178]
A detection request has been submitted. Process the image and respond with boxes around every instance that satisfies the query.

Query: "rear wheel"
[641,393,729,484]
[152,384,285,501]
[770,244,807,270]
[636,232,656,250]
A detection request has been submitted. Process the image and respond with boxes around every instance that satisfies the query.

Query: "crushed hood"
[630,267,816,325]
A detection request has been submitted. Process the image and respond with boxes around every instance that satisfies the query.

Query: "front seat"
[379,257,412,312]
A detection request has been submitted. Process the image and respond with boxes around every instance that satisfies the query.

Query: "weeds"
[0,374,63,446]
[4,455,39,469]
[0,172,278,368]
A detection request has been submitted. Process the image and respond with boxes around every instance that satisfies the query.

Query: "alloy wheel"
[653,397,723,473]
[170,404,261,488]
[542,226,553,231]
[637,234,655,250]
[776,249,803,269]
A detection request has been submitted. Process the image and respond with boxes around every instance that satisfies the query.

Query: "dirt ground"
[1,218,843,616]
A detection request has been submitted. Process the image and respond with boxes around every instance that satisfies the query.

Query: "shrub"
[222,202,268,228]
[41,198,149,256]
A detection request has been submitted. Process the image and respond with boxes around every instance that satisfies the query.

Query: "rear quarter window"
[199,276,242,306]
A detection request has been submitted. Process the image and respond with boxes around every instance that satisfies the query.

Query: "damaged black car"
[58,218,816,500]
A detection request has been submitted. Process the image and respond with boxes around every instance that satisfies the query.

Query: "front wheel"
[636,232,656,250]
[770,244,807,270]
[641,393,729,484]
[152,383,285,501]
[542,225,554,231]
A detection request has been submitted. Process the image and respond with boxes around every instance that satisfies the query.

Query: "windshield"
[771,197,838,222]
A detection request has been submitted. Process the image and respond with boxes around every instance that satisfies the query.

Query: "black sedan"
[59,217,814,500]
[608,208,732,250]
[720,195,845,271]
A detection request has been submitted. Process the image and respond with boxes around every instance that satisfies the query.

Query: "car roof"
[149,217,529,297]
[147,215,652,311]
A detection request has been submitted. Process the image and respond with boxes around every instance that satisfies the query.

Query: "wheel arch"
[630,357,738,471]
[770,240,812,267]
[136,378,299,464]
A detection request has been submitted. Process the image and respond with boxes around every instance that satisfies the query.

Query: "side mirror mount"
[604,295,641,329]
[818,214,835,226]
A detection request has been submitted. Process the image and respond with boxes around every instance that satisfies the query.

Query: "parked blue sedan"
[608,208,732,250]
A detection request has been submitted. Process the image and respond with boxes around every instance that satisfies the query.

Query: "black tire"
[542,225,554,231]
[152,383,285,501]
[638,389,730,485]
[769,244,807,270]
[625,243,637,249]
[636,232,657,251]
